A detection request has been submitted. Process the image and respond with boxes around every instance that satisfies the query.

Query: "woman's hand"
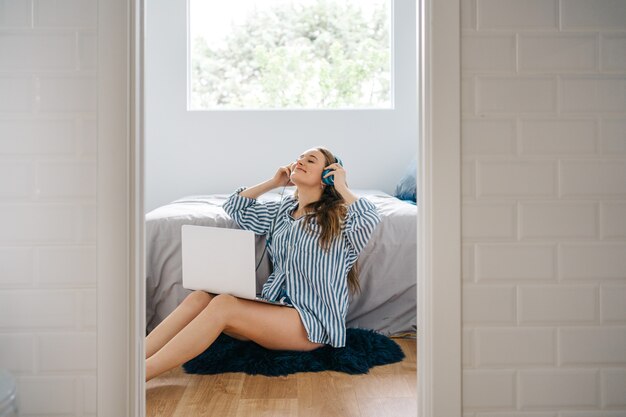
[323,162,347,190]
[324,163,357,204]
[272,163,296,187]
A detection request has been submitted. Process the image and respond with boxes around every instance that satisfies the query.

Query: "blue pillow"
[394,157,417,203]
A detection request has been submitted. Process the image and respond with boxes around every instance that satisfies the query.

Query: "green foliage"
[191,0,390,109]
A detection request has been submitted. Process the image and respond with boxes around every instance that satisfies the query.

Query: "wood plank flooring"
[146,338,417,417]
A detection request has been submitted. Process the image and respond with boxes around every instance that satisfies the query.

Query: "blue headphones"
[322,156,343,186]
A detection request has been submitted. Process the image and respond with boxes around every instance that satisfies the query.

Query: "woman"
[145,147,380,382]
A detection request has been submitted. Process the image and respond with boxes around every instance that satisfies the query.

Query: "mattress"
[145,189,417,337]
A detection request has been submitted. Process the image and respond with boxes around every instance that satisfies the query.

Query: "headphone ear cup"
[322,168,334,186]
[321,156,342,186]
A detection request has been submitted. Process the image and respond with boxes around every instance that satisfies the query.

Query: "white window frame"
[97,0,461,415]
[186,0,395,111]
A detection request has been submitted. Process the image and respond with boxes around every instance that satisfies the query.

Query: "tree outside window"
[189,0,391,110]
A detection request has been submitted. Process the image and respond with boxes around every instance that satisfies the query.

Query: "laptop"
[181,224,291,306]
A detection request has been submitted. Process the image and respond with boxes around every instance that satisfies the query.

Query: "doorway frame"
[96,0,461,415]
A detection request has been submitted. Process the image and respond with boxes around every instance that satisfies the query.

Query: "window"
[188,0,392,110]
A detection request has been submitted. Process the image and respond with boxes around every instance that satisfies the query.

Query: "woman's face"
[290,148,327,187]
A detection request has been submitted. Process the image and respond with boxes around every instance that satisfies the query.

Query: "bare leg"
[145,294,324,382]
[145,290,214,359]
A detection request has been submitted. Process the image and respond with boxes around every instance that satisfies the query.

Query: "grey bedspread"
[145,189,417,337]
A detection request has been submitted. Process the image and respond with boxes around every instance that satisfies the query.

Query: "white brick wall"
[462,0,626,414]
[0,0,97,415]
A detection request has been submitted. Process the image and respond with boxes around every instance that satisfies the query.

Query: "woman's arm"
[240,163,294,199]
[342,197,381,256]
[222,164,295,235]
[223,186,280,235]
[334,184,357,205]
[239,179,280,199]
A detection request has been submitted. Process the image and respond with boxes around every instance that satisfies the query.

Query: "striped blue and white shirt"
[223,187,381,348]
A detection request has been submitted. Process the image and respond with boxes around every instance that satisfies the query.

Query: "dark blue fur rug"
[182,328,405,376]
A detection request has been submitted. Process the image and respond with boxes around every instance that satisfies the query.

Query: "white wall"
[0,0,97,415]
[145,0,418,212]
[460,0,626,414]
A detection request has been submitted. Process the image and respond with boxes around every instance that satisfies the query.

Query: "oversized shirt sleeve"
[222,186,281,235]
[342,197,381,256]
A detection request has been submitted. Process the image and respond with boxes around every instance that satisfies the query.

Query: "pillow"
[394,157,417,203]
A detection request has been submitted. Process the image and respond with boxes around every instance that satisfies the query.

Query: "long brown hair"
[293,147,361,294]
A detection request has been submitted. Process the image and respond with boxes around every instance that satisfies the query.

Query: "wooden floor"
[146,338,417,417]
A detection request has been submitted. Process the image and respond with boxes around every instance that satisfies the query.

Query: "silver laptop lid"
[181,225,256,299]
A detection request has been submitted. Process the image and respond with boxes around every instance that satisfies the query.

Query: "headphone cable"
[255,181,289,271]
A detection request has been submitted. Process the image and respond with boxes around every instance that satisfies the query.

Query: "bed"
[145,189,417,337]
